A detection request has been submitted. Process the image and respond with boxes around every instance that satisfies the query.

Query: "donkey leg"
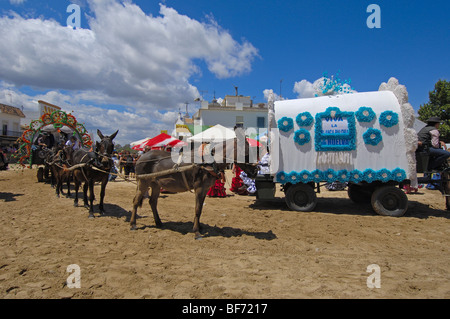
[88,180,95,218]
[130,180,148,230]
[98,179,108,215]
[83,182,89,209]
[192,187,209,239]
[73,177,79,207]
[149,185,162,228]
[66,174,71,198]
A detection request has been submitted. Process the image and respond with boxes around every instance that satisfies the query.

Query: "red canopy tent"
[247,138,262,148]
[132,133,187,151]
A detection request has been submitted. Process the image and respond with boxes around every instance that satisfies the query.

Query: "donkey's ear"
[97,129,104,139]
[109,130,119,141]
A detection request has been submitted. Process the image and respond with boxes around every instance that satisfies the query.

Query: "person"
[120,151,134,180]
[230,163,247,195]
[258,147,270,175]
[0,148,8,171]
[65,135,80,151]
[417,116,450,170]
[37,132,54,149]
[109,152,119,182]
[207,172,227,197]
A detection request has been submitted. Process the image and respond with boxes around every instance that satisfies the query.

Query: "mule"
[72,130,118,218]
[130,132,258,239]
[49,145,74,198]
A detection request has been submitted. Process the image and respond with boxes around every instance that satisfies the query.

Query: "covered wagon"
[258,90,421,216]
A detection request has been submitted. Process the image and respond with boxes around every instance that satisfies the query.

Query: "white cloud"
[0,0,259,110]
[293,77,356,98]
[9,0,26,5]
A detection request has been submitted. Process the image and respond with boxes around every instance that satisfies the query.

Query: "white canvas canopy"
[187,124,236,143]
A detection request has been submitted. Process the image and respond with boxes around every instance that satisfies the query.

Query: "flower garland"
[355,107,376,123]
[323,169,337,183]
[336,169,349,183]
[363,128,383,146]
[296,112,314,127]
[311,169,323,183]
[377,169,392,183]
[294,129,311,146]
[379,111,399,128]
[314,107,356,152]
[277,117,294,133]
[275,168,407,184]
[392,168,407,182]
[363,169,377,183]
[299,170,313,183]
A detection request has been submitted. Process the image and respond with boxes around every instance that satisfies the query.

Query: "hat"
[426,116,441,124]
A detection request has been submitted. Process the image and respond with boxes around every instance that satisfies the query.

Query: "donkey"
[72,130,118,218]
[49,145,74,198]
[130,131,258,239]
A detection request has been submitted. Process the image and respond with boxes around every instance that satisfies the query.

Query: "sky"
[0,0,449,145]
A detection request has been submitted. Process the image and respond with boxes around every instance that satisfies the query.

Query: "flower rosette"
[379,111,399,128]
[363,169,377,183]
[311,170,323,183]
[277,117,294,133]
[294,129,311,146]
[299,170,313,183]
[323,169,337,183]
[296,112,314,127]
[363,128,383,146]
[287,171,301,184]
[355,107,376,123]
[336,169,349,183]
[377,169,392,183]
[392,168,407,182]
[349,169,364,183]
[276,171,288,183]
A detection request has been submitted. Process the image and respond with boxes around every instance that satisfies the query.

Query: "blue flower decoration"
[392,168,407,182]
[349,169,364,183]
[379,111,399,128]
[299,170,313,183]
[336,169,349,183]
[311,169,323,183]
[355,107,376,123]
[363,128,383,146]
[276,171,288,183]
[294,129,311,146]
[296,112,314,127]
[323,169,337,183]
[363,169,377,183]
[377,169,392,183]
[287,171,300,184]
[278,117,294,133]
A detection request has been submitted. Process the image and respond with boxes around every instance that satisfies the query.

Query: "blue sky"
[0,0,448,144]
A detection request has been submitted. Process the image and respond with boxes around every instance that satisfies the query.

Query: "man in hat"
[417,116,450,170]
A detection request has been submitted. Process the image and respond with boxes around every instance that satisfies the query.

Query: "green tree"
[418,79,450,142]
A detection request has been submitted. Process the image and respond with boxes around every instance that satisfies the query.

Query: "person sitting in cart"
[417,116,450,170]
[65,135,80,151]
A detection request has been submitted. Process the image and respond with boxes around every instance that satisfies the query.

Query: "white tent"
[187,124,236,143]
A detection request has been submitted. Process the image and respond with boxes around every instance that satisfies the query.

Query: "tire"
[285,183,317,212]
[347,184,372,204]
[37,167,44,183]
[371,186,408,217]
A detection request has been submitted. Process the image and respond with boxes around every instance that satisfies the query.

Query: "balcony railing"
[0,130,23,138]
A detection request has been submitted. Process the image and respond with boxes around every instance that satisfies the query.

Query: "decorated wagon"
[255,90,448,216]
[15,110,92,182]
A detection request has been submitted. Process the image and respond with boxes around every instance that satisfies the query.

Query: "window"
[236,116,244,127]
[2,124,7,136]
[257,117,265,129]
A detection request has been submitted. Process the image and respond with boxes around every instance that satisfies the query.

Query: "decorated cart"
[15,110,92,182]
[256,90,449,216]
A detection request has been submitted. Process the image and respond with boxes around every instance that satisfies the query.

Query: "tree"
[418,79,450,142]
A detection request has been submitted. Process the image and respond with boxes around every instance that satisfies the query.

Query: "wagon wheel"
[347,184,372,204]
[285,183,317,212]
[371,186,408,217]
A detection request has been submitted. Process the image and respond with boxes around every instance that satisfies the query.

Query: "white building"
[193,95,268,136]
[0,103,26,147]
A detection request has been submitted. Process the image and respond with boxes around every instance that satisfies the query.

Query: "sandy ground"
[0,166,449,299]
